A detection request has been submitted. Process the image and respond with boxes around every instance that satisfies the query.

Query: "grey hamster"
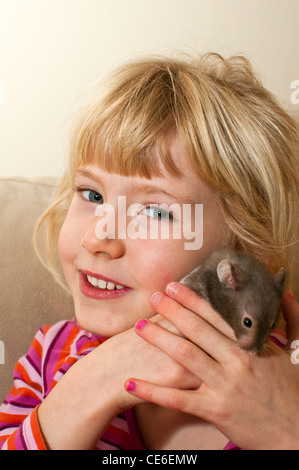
[180,247,285,352]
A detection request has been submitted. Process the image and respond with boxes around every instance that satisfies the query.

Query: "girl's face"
[58,135,229,336]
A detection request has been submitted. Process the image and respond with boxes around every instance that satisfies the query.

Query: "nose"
[81,206,125,259]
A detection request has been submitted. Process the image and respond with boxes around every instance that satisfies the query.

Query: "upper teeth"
[87,275,124,290]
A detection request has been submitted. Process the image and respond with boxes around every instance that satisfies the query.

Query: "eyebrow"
[75,169,196,205]
[132,183,195,204]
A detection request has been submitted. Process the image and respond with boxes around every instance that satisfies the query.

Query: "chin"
[74,305,136,337]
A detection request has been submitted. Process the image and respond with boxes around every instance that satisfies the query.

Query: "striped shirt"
[0,320,287,450]
[0,320,144,450]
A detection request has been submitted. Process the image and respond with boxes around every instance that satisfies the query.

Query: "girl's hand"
[94,314,201,412]
[125,284,299,450]
[38,308,201,449]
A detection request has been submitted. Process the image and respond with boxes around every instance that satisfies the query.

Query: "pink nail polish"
[136,319,148,330]
[126,380,136,392]
[288,290,296,301]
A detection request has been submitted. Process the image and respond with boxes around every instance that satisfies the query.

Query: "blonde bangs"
[66,59,195,181]
[72,122,182,180]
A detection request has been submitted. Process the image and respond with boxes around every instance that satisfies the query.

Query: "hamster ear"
[274,267,286,290]
[217,259,244,290]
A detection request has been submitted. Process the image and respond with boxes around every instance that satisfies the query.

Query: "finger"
[135,318,223,387]
[124,378,211,421]
[281,290,299,349]
[150,291,235,362]
[166,282,235,340]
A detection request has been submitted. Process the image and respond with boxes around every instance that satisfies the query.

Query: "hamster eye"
[243,317,253,328]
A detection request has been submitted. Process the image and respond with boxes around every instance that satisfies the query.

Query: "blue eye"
[142,205,172,220]
[82,190,104,204]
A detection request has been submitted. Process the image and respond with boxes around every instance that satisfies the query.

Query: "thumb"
[281,290,299,350]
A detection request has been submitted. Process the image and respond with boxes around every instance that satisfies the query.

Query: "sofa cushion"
[0,177,74,402]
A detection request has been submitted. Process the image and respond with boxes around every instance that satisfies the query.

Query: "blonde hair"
[34,52,299,290]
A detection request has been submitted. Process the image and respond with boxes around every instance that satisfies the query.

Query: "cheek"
[129,239,198,291]
[130,221,230,294]
[58,221,68,266]
[58,209,81,268]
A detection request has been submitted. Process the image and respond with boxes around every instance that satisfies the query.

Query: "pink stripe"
[0,426,18,437]
[42,321,72,391]
[14,425,26,449]
[22,414,38,450]
[17,356,44,394]
[0,320,139,450]
[1,440,8,450]
[223,440,240,450]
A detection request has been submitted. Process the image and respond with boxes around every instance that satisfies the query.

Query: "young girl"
[1,52,299,450]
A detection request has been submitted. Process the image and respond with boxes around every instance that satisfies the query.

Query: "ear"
[216,259,244,290]
[274,267,286,290]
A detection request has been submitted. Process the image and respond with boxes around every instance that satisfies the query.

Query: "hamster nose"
[238,335,256,352]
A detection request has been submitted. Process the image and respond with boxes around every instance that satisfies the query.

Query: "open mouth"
[86,274,125,291]
[79,271,131,300]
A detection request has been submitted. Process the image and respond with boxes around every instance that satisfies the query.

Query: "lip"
[79,271,132,300]
[83,270,129,285]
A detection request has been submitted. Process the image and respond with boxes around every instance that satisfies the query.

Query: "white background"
[0,0,298,177]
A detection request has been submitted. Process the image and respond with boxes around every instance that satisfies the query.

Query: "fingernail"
[287,290,296,301]
[166,282,180,297]
[125,380,136,392]
[150,292,162,306]
[136,319,148,330]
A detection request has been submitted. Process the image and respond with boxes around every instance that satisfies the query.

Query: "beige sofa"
[0,177,74,403]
